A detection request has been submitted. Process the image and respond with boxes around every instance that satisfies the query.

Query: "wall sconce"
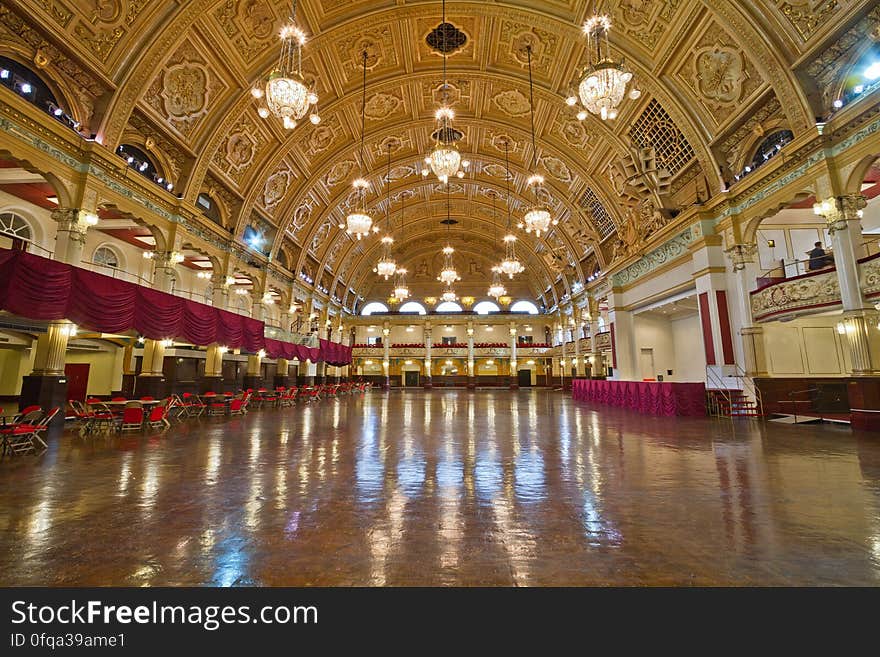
[424,297,437,306]
[60,324,78,337]
[143,251,155,260]
[466,328,474,336]
[382,328,390,336]
[461,296,475,307]
[77,210,99,227]
[527,359,535,365]
[170,251,185,264]
[766,239,776,248]
[197,271,212,279]
[160,339,173,348]
[405,359,413,365]
[218,346,229,354]
[510,327,517,336]
[262,293,275,305]
[257,349,266,358]
[224,276,235,287]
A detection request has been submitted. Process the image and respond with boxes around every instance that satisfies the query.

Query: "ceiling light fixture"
[341,51,373,240]
[425,0,466,183]
[567,15,639,121]
[374,144,397,279]
[523,45,555,237]
[260,0,319,128]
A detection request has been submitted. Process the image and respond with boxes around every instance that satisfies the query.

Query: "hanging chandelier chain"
[359,50,367,178]
[385,145,391,225]
[503,141,512,230]
[526,45,538,172]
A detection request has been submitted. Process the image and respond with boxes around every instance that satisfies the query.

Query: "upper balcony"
[750,252,880,322]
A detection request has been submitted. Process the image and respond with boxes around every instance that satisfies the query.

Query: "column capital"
[51,207,96,243]
[814,194,867,230]
[724,243,758,270]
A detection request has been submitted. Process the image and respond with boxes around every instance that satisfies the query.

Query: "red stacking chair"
[229,397,247,416]
[206,392,227,417]
[147,400,171,429]
[119,402,144,432]
[181,392,206,417]
[1,407,58,454]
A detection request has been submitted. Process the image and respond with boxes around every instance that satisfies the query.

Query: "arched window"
[598,317,606,331]
[399,301,427,315]
[473,301,500,315]
[0,56,62,122]
[118,144,160,181]
[243,225,269,255]
[196,193,224,227]
[0,212,32,241]
[510,300,539,314]
[92,245,119,268]
[435,301,462,313]
[361,302,389,316]
[746,130,793,172]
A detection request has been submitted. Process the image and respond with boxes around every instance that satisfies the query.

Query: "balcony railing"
[751,251,880,322]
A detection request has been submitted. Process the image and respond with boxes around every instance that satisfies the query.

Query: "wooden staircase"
[706,389,764,417]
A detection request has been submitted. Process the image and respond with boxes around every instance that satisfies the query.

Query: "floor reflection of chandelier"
[488,266,507,300]
[341,51,374,240]
[255,0,319,129]
[567,15,639,121]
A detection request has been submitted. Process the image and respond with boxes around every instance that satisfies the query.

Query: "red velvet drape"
[0,249,352,364]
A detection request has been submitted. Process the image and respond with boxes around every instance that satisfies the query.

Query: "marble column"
[243,351,263,391]
[51,208,93,265]
[382,322,391,390]
[136,339,168,398]
[466,323,476,390]
[200,343,225,392]
[727,243,768,376]
[815,195,880,376]
[19,320,74,423]
[423,323,433,389]
[509,323,519,390]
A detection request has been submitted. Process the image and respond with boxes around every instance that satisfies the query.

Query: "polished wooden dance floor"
[1,389,879,586]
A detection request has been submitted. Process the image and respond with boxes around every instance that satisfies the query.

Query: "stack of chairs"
[0,406,59,454]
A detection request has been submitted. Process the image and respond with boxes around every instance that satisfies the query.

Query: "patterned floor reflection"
[1,389,880,586]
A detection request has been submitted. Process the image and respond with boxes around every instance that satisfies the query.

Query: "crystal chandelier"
[499,143,526,275]
[341,51,373,240]
[254,0,319,129]
[523,45,556,237]
[437,187,461,285]
[424,0,468,183]
[488,266,507,300]
[441,287,458,303]
[566,15,640,121]
[499,235,525,278]
[375,237,397,279]
[438,246,461,285]
[374,146,397,279]
[393,268,410,301]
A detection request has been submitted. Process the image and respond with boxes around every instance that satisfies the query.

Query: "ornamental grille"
[629,99,694,176]
[579,188,615,239]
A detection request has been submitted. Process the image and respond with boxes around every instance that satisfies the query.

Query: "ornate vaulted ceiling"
[1,0,874,308]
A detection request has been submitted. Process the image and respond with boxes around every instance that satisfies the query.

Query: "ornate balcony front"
[750,253,880,322]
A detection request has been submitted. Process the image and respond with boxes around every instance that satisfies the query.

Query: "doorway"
[64,363,90,401]
[517,369,532,387]
[639,348,655,381]
[404,371,420,387]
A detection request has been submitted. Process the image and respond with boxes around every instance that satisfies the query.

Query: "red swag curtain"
[0,249,352,364]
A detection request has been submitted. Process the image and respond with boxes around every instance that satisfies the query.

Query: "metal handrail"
[705,366,731,418]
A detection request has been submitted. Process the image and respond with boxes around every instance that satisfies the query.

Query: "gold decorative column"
[815,195,880,375]
[202,343,226,392]
[52,208,95,265]
[509,323,519,389]
[136,338,169,398]
[727,243,768,376]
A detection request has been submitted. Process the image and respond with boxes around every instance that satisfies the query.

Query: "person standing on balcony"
[808,242,831,271]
